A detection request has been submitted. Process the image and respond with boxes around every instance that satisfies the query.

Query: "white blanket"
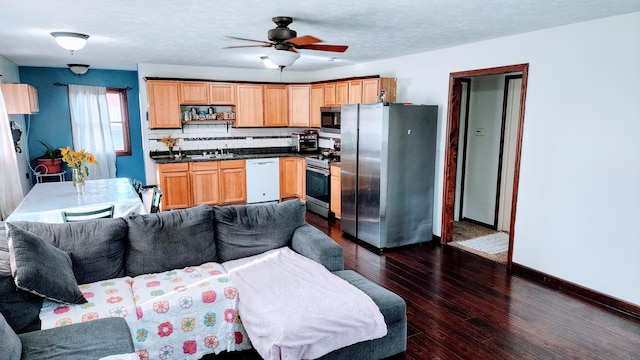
[222,247,387,360]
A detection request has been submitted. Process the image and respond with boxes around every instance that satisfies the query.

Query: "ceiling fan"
[225,16,348,69]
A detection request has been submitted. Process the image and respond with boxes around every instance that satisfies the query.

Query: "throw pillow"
[7,223,86,305]
[214,199,306,262]
[124,204,217,276]
[0,311,21,360]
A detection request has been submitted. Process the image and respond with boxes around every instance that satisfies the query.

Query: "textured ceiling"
[1,0,639,72]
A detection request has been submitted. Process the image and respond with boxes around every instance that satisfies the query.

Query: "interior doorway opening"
[441,64,529,268]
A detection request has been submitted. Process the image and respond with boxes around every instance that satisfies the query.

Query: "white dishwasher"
[246,158,280,204]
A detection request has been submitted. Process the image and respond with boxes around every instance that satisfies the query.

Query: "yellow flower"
[59,147,98,176]
[160,135,179,149]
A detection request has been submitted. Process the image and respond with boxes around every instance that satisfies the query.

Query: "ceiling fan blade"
[224,44,272,49]
[286,35,322,46]
[298,44,349,53]
[226,36,273,45]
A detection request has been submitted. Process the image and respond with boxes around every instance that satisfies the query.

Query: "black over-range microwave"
[320,106,341,134]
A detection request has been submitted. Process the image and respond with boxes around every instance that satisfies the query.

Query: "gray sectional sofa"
[1,199,406,360]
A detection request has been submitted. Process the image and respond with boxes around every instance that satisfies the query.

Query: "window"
[106,89,131,156]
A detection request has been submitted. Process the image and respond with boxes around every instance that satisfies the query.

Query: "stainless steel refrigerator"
[341,103,438,250]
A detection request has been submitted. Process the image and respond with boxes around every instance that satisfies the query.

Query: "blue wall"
[18,67,145,183]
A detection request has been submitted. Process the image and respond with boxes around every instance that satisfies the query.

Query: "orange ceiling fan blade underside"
[296,44,348,53]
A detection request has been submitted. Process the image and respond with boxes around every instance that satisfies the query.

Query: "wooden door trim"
[441,63,529,269]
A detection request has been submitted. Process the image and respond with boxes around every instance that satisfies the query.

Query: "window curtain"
[68,84,116,179]
[0,87,25,220]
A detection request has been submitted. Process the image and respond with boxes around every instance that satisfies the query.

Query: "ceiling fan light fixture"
[51,32,90,52]
[267,49,300,68]
[68,64,90,75]
[260,56,279,70]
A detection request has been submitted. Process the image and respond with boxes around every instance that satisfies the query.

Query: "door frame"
[441,64,529,268]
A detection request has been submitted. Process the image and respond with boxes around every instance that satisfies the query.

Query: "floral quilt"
[39,262,251,360]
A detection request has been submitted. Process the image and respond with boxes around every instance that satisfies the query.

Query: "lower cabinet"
[330,164,341,219]
[157,163,191,210]
[157,160,246,210]
[219,160,247,204]
[280,157,306,201]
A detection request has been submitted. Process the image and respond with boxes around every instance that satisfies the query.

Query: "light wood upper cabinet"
[157,163,191,210]
[280,157,306,201]
[288,85,310,127]
[362,79,380,104]
[263,85,288,127]
[219,160,246,204]
[191,161,220,206]
[348,80,363,104]
[179,82,209,104]
[235,84,264,127]
[209,83,236,105]
[147,80,181,129]
[310,84,324,128]
[335,81,349,105]
[324,82,336,106]
[1,84,39,114]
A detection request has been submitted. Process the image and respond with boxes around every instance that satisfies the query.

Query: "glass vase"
[72,168,85,195]
[168,146,174,158]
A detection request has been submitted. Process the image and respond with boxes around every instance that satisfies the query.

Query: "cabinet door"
[310,84,324,128]
[191,161,221,206]
[179,82,209,104]
[330,165,341,218]
[362,79,380,104]
[1,84,39,114]
[220,160,246,204]
[148,81,181,129]
[157,163,191,210]
[335,81,349,105]
[263,85,288,127]
[288,85,310,127]
[324,83,336,106]
[348,80,363,104]
[280,157,306,201]
[235,84,264,127]
[209,83,236,105]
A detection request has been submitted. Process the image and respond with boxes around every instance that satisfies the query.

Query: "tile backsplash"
[148,124,340,154]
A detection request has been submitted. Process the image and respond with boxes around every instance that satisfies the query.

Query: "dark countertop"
[151,152,305,164]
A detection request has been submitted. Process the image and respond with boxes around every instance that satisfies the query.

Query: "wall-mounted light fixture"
[68,64,90,75]
[51,32,90,53]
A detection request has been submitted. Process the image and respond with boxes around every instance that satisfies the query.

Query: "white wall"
[0,55,30,197]
[137,12,640,306]
[462,75,505,225]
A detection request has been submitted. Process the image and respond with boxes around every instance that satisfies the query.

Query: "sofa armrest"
[18,318,134,360]
[291,224,344,271]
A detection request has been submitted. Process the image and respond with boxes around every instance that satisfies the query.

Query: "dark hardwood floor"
[304,212,640,360]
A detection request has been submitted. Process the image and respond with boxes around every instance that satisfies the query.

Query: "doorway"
[441,64,529,268]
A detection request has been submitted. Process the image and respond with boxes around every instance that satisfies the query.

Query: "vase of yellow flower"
[160,135,179,158]
[60,147,98,195]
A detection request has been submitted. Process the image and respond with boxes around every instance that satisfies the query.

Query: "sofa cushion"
[7,223,86,305]
[123,205,217,276]
[18,317,135,360]
[10,218,128,284]
[0,275,43,333]
[213,199,306,262]
[0,311,21,360]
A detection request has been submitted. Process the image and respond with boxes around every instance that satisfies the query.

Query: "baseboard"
[510,263,640,320]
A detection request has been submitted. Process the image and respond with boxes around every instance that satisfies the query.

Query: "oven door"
[306,166,330,217]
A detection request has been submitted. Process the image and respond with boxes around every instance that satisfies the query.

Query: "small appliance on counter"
[292,131,319,154]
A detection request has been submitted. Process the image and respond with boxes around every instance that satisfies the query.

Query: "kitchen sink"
[187,153,236,160]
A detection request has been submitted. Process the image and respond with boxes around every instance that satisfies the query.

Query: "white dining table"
[5,178,147,223]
